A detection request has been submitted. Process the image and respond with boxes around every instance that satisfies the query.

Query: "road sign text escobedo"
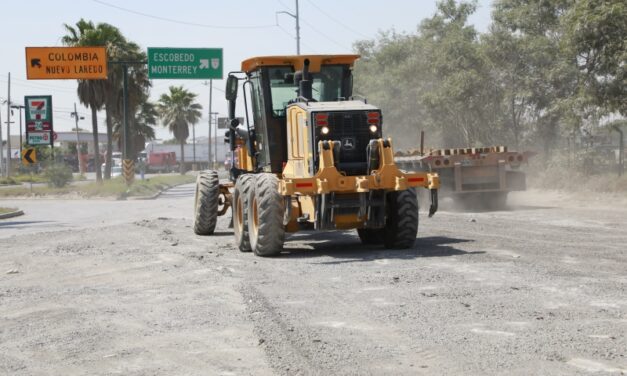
[147,48,223,79]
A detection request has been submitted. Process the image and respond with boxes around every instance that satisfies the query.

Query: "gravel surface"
[0,185,625,375]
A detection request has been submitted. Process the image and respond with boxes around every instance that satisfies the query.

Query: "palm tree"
[63,20,149,180]
[157,86,203,174]
[62,19,112,182]
[106,42,151,174]
[114,97,157,155]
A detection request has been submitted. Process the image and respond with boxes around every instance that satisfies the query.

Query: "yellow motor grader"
[193,55,439,256]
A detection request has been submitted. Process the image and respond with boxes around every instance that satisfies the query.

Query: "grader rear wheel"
[193,171,220,235]
[248,173,285,257]
[233,174,255,252]
[383,188,419,249]
[357,228,384,245]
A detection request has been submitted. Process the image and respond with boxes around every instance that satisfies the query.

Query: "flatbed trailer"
[396,146,533,209]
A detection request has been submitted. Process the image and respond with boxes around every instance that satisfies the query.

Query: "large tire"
[193,170,220,235]
[357,228,384,245]
[383,189,419,249]
[233,174,255,252]
[248,173,285,257]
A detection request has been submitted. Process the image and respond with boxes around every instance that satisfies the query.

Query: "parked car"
[101,164,123,178]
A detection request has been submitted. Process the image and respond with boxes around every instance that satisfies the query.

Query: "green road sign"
[147,48,223,79]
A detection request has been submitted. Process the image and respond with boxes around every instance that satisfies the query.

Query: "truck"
[145,151,177,173]
[143,142,214,171]
[192,55,440,257]
[395,144,533,209]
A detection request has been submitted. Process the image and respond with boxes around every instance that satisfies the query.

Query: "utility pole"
[71,103,84,174]
[277,0,301,55]
[204,80,213,168]
[214,112,218,168]
[295,0,300,55]
[0,97,4,177]
[6,72,11,177]
[192,122,196,167]
[10,104,24,158]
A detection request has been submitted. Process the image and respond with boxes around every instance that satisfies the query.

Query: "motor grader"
[193,55,439,256]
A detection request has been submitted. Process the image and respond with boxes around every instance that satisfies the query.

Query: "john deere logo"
[342,137,355,150]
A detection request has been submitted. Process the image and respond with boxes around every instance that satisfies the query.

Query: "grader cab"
[193,55,439,256]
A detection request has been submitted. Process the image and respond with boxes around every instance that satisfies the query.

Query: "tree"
[63,19,151,180]
[107,42,151,170]
[62,19,108,182]
[354,0,500,148]
[104,41,143,177]
[114,97,157,155]
[157,86,203,174]
[563,0,627,115]
[491,0,580,156]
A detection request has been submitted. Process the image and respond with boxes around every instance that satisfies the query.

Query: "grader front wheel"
[248,173,285,257]
[193,171,220,235]
[383,189,419,249]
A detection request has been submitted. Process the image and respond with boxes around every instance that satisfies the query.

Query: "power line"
[276,0,349,51]
[299,18,351,51]
[0,79,77,94]
[303,0,370,39]
[9,77,77,93]
[92,0,278,29]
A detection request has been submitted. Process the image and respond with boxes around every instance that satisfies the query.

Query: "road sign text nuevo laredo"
[25,47,107,80]
[148,48,223,79]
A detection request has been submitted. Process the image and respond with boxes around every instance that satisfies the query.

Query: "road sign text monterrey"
[148,48,223,79]
[25,47,107,80]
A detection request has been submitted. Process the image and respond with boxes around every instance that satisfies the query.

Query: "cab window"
[267,64,352,117]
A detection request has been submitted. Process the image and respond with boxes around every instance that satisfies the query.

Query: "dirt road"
[1,186,625,375]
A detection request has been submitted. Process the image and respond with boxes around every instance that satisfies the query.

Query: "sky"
[0,0,493,141]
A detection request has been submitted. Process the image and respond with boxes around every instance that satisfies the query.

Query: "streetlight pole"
[277,0,301,55]
[203,80,214,168]
[210,112,219,168]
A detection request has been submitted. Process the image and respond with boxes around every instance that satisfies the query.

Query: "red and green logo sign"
[25,95,53,145]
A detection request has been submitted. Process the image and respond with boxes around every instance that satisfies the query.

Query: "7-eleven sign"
[25,95,53,144]
[28,98,48,119]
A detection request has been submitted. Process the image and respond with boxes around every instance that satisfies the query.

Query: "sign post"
[147,48,223,80]
[24,96,53,150]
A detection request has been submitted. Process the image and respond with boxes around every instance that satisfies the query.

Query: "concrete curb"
[0,210,25,220]
[126,191,162,201]
[124,181,194,200]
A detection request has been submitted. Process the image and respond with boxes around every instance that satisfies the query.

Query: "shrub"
[44,163,73,188]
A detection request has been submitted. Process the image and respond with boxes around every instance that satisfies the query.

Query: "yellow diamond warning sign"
[25,46,107,80]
